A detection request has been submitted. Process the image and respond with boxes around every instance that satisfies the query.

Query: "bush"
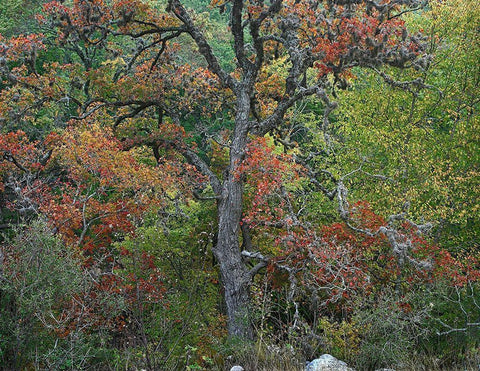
[0,220,97,369]
[351,289,428,370]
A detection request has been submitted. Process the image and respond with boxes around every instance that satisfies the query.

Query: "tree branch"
[241,250,269,279]
[167,0,237,91]
[180,148,222,197]
[253,85,322,135]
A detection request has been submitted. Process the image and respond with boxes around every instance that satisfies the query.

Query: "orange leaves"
[41,0,112,38]
[210,0,229,8]
[41,0,178,41]
[237,137,299,185]
[0,130,48,175]
[46,122,196,253]
[254,59,288,116]
[57,123,168,192]
[39,1,69,22]
[0,33,45,62]
[91,57,224,117]
[0,131,36,160]
[263,0,428,79]
[45,125,134,245]
[58,123,132,187]
[113,0,180,33]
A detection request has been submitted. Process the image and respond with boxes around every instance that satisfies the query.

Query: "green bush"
[0,220,97,369]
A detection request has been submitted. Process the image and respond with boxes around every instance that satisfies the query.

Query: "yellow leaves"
[55,123,177,203]
[318,317,363,361]
[101,57,127,68]
[209,0,229,8]
[430,0,480,37]
[254,57,289,116]
[329,38,477,247]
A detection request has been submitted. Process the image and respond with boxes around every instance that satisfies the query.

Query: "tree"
[0,0,430,340]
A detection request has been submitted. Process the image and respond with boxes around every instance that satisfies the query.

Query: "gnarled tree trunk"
[213,92,254,339]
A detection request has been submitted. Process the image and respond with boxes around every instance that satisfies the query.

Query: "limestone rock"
[305,354,354,371]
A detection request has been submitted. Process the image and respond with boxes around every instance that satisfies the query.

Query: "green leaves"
[325,1,479,250]
[0,0,44,37]
[0,220,87,368]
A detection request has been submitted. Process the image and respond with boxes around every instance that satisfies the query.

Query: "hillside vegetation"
[0,0,478,369]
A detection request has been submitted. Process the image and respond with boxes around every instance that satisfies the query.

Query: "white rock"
[230,366,244,371]
[305,354,353,371]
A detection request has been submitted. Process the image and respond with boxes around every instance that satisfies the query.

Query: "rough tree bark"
[214,92,255,338]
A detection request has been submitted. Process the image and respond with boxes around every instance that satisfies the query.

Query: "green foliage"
[0,0,44,36]
[111,202,226,369]
[417,282,480,366]
[215,337,304,371]
[0,220,90,369]
[319,0,480,250]
[350,289,427,370]
[317,317,362,363]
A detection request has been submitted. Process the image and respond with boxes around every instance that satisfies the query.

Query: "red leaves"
[0,33,45,63]
[263,199,479,314]
[0,130,53,183]
[40,0,179,46]
[271,0,427,78]
[41,0,112,36]
[238,137,302,227]
[45,124,156,248]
